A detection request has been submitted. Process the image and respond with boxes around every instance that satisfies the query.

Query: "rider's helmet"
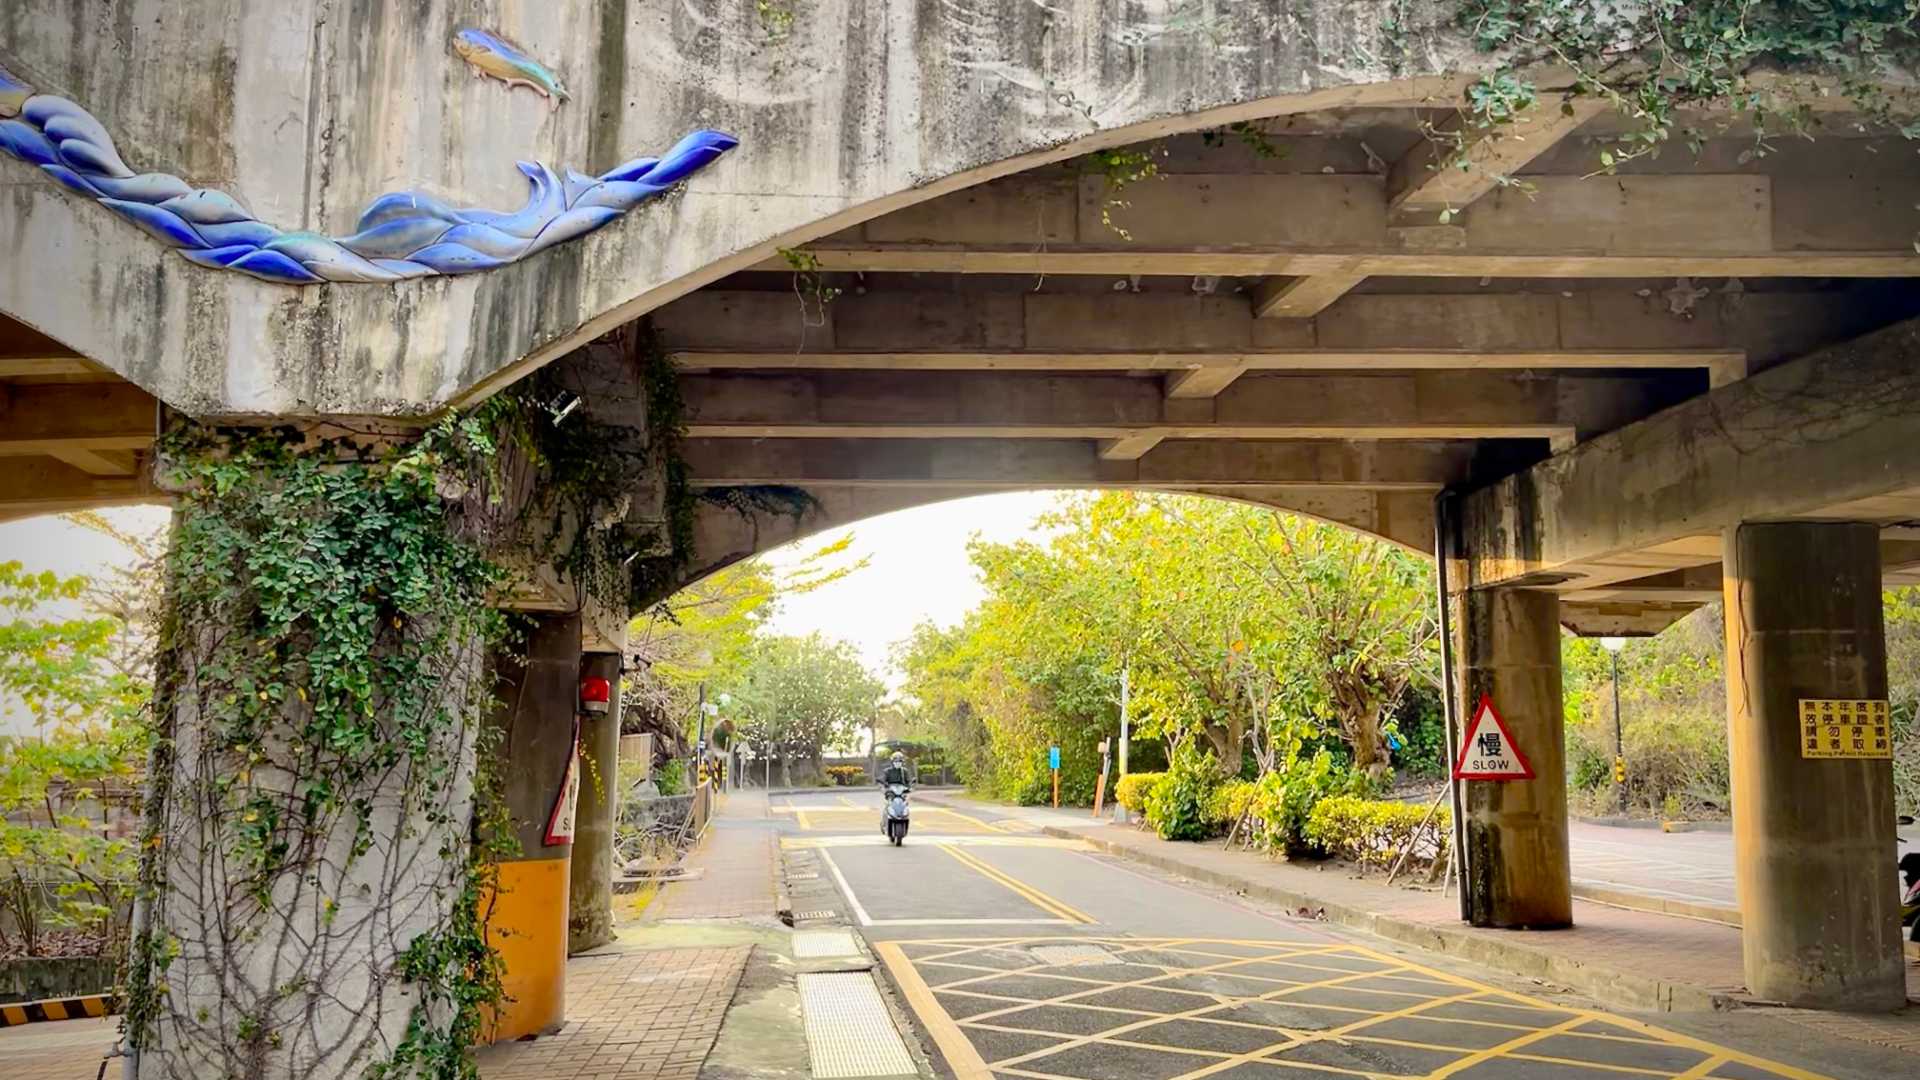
[891,751,906,766]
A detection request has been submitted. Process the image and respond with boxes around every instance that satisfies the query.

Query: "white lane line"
[819,848,875,927]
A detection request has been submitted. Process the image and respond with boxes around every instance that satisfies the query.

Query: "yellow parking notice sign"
[1798,698,1891,759]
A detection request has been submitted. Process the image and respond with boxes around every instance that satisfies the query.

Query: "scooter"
[883,782,911,846]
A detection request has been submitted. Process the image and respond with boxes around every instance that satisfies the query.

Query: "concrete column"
[1724,522,1902,1010]
[568,652,621,954]
[1454,587,1572,929]
[483,614,581,1042]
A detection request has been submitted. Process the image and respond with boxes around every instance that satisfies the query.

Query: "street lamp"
[1601,637,1626,813]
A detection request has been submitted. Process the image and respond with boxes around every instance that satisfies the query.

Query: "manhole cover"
[793,929,861,959]
[798,972,916,1078]
[1029,943,1115,966]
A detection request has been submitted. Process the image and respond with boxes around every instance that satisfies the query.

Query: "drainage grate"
[798,972,917,1078]
[787,871,822,881]
[793,929,861,959]
[1030,943,1116,966]
[790,909,839,921]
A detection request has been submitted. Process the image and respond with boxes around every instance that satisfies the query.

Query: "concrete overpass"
[2,2,1919,1077]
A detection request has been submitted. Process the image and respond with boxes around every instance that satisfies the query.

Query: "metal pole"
[1433,491,1470,923]
[1612,650,1626,814]
[1118,664,1131,778]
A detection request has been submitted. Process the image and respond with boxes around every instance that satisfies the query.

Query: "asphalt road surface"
[773,790,1914,1080]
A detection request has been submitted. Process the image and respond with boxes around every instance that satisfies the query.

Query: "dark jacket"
[879,763,912,787]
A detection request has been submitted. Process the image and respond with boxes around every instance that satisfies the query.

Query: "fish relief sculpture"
[0,60,736,284]
[452,28,570,108]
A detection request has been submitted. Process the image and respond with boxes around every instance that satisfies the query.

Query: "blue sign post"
[1049,745,1061,807]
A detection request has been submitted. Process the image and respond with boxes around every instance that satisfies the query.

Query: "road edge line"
[873,940,995,1080]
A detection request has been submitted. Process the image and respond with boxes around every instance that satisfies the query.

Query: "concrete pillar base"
[483,613,581,1042]
[569,652,621,955]
[1725,521,1903,1011]
[1455,588,1572,930]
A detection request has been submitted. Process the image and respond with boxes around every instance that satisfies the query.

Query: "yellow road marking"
[938,844,1094,924]
[795,807,813,830]
[875,940,993,1080]
[887,937,1830,1080]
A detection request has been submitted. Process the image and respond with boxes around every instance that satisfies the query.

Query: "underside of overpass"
[4,4,1920,1073]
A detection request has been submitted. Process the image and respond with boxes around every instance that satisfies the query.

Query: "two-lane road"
[772,790,1910,1080]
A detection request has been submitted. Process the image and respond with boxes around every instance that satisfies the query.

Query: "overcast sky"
[0,492,1059,729]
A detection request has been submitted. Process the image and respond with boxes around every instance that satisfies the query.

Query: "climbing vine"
[1456,0,1920,171]
[129,411,521,1079]
[1080,145,1166,238]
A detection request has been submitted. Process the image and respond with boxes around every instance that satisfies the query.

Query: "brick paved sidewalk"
[647,789,777,922]
[3,945,752,1080]
[477,945,750,1080]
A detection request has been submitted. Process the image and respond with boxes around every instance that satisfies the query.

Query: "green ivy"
[1456,0,1920,170]
[137,411,517,1078]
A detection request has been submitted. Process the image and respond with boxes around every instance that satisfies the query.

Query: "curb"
[1569,883,1741,928]
[1040,824,1739,1013]
[0,992,119,1027]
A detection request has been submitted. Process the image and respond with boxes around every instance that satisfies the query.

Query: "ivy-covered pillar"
[481,613,581,1041]
[130,423,511,1080]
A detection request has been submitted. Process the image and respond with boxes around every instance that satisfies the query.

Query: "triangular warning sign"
[1452,695,1536,781]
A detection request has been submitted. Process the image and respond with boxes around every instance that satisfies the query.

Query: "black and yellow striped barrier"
[0,993,119,1027]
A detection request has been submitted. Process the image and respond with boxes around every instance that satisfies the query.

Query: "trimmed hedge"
[1304,795,1449,872]
[824,764,866,786]
[1114,772,1164,813]
[1206,779,1258,829]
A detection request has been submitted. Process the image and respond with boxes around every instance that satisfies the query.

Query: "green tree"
[624,537,864,754]
[0,561,150,960]
[726,632,884,786]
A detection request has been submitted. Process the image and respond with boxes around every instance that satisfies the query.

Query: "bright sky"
[758,491,1061,684]
[0,493,1058,726]
[0,505,171,736]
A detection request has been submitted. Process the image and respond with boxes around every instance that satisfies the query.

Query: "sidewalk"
[646,789,779,922]
[922,792,1920,1048]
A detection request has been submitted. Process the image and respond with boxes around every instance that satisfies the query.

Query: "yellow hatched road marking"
[875,940,993,1080]
[939,843,1094,924]
[886,937,1831,1080]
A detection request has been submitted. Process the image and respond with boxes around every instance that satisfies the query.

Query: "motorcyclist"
[879,751,912,829]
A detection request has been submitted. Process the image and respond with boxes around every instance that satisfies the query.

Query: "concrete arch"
[0,0,1492,417]
[662,482,1434,607]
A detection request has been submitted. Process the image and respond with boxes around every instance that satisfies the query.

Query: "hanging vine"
[128,409,523,1079]
[1454,0,1920,171]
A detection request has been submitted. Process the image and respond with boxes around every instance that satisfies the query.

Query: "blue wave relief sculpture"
[0,64,736,284]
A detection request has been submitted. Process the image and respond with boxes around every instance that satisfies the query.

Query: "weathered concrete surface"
[1454,587,1572,930]
[1723,522,1904,1011]
[2,1,1503,417]
[568,651,621,955]
[1460,314,1920,594]
[484,614,581,1042]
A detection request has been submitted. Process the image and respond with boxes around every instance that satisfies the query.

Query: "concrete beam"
[1387,101,1608,217]
[679,370,1684,443]
[682,437,1474,490]
[0,456,158,523]
[0,382,155,455]
[1461,315,1920,592]
[0,356,100,378]
[49,449,141,476]
[770,172,1920,278]
[1251,274,1367,319]
[659,288,1892,376]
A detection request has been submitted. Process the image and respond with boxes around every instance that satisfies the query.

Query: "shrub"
[1115,772,1164,813]
[1305,795,1450,873]
[824,765,866,787]
[1207,779,1258,829]
[1145,743,1220,841]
